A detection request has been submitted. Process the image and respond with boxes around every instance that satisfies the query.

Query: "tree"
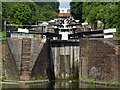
[2,2,36,25]
[70,2,119,32]
[36,3,58,21]
[2,2,59,26]
[11,2,36,25]
[82,2,118,29]
[2,2,12,21]
[49,2,59,13]
[70,1,119,36]
[116,2,120,38]
[82,2,100,29]
[70,2,84,22]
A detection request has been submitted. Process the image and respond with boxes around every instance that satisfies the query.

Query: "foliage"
[48,2,59,13]
[36,4,58,21]
[82,2,118,29]
[117,2,120,37]
[2,31,6,39]
[35,75,44,80]
[5,77,18,81]
[11,2,36,25]
[70,2,84,22]
[70,2,119,35]
[2,2,34,25]
[2,2,59,27]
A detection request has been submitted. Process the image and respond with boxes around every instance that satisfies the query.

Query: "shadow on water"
[1,80,120,90]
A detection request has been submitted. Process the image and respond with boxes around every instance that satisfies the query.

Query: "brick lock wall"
[31,42,49,80]
[5,38,50,80]
[5,37,120,82]
[5,38,20,79]
[80,39,120,82]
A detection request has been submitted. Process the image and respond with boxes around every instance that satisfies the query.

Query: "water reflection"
[1,80,120,89]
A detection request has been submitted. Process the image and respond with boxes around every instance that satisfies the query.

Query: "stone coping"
[0,79,119,86]
[0,79,49,84]
[80,80,120,86]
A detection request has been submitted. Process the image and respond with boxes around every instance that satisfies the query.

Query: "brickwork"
[31,39,49,80]
[4,37,120,82]
[5,38,51,80]
[20,38,31,80]
[5,39,20,79]
[80,39,120,82]
[7,38,22,72]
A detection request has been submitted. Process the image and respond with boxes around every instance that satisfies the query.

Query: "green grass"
[86,78,96,84]
[107,80,119,86]
[6,77,18,81]
[1,32,6,39]
[35,75,44,80]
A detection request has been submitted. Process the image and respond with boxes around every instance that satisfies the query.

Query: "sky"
[58,0,71,8]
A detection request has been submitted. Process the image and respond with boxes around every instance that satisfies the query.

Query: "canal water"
[1,80,120,89]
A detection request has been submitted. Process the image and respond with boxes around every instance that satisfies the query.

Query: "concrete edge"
[80,80,120,86]
[0,79,49,84]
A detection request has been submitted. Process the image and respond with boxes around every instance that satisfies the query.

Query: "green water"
[1,80,120,89]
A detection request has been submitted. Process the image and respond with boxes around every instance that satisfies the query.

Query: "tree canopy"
[70,2,84,22]
[82,2,118,29]
[70,2,119,36]
[70,2,119,29]
[2,2,59,26]
[34,2,59,22]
